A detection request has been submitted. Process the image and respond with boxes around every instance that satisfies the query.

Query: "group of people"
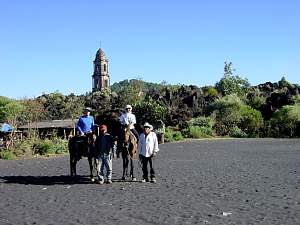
[76,105,159,184]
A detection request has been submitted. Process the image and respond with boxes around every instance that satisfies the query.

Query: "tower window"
[104,64,107,72]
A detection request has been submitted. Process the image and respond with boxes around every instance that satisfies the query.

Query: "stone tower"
[92,48,110,91]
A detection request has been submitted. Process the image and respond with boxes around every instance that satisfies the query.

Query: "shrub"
[210,94,243,135]
[239,105,263,137]
[173,131,184,141]
[12,138,36,156]
[164,129,174,142]
[164,128,184,142]
[185,126,212,138]
[188,116,214,128]
[270,104,300,137]
[33,138,68,155]
[0,150,15,160]
[228,126,247,138]
[51,138,68,154]
[33,139,54,155]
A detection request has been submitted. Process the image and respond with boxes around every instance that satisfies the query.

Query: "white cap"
[125,105,132,109]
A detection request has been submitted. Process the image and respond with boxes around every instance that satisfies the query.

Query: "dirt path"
[1,138,300,225]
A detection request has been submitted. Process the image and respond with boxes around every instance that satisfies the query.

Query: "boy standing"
[95,125,116,184]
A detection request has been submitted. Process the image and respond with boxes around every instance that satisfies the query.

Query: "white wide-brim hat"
[143,122,153,130]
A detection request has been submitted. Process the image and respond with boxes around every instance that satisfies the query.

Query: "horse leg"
[70,156,77,176]
[88,156,95,182]
[122,155,128,180]
[130,158,136,181]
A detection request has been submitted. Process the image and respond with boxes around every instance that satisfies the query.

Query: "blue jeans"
[97,153,112,181]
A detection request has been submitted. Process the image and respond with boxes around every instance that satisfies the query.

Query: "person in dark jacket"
[95,125,116,184]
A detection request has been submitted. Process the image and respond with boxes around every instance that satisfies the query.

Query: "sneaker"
[150,178,156,183]
[107,180,113,184]
[141,178,149,183]
[98,180,104,184]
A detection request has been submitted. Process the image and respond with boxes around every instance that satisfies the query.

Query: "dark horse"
[118,126,138,181]
[68,134,97,181]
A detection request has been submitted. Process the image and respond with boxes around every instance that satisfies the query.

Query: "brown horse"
[118,126,138,181]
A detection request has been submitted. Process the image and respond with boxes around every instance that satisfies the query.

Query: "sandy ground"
[0,138,300,225]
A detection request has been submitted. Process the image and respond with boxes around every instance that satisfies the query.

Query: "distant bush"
[0,150,15,160]
[33,138,68,155]
[183,116,214,138]
[164,128,184,142]
[187,116,214,128]
[270,104,300,137]
[239,105,263,137]
[183,126,212,138]
[13,138,36,156]
[228,126,247,138]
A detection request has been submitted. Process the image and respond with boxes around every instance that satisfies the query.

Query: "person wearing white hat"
[119,105,139,141]
[138,122,159,183]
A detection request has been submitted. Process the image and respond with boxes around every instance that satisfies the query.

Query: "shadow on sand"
[0,175,93,185]
[0,176,143,185]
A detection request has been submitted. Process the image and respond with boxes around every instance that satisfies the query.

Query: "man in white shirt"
[138,122,159,183]
[119,105,139,141]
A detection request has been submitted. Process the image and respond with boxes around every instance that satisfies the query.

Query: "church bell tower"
[92,48,110,91]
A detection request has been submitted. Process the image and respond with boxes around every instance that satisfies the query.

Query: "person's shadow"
[0,175,93,185]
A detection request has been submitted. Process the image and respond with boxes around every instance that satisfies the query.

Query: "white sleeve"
[153,133,159,153]
[132,114,136,124]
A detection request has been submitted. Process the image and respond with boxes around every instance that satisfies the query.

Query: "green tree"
[1,101,25,128]
[215,62,250,97]
[134,97,168,126]
[239,105,263,137]
[270,104,300,137]
[210,94,243,135]
[38,92,66,120]
[0,96,13,121]
[118,79,145,106]
[64,94,85,120]
[22,98,45,138]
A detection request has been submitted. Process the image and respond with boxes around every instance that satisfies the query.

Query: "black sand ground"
[0,138,300,225]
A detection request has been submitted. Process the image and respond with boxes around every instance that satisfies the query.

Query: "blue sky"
[0,0,299,99]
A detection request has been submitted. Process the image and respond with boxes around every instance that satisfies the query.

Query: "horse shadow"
[0,175,93,185]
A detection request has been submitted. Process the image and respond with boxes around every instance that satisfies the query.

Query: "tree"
[38,92,66,120]
[64,95,85,135]
[215,62,250,97]
[134,97,168,128]
[64,95,85,120]
[1,101,25,128]
[270,104,300,137]
[0,96,13,122]
[239,105,263,137]
[210,94,243,135]
[22,98,45,138]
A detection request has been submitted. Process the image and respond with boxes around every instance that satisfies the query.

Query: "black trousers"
[139,155,155,180]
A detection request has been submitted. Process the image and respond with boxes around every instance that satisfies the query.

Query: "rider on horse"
[119,105,139,141]
[77,107,95,143]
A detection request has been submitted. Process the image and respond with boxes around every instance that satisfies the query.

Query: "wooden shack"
[19,119,76,139]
